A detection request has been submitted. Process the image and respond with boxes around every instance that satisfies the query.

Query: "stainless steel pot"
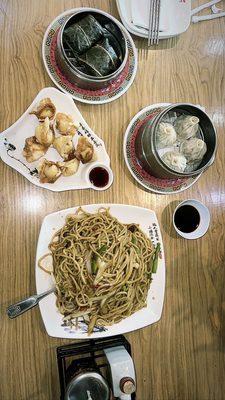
[64,371,110,400]
[56,9,128,90]
[135,103,217,179]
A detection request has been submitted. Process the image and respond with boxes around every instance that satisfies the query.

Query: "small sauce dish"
[85,162,113,191]
[173,199,210,239]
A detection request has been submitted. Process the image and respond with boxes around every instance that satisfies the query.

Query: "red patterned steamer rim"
[49,29,131,98]
[126,109,196,191]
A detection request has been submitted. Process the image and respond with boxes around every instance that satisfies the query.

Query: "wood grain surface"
[0,1,225,399]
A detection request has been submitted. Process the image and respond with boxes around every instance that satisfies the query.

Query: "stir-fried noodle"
[39,208,156,334]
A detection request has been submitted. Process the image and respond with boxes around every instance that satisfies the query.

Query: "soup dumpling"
[180,138,207,161]
[161,151,187,173]
[174,115,199,140]
[156,122,177,149]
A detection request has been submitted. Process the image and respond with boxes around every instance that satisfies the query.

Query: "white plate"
[42,8,138,105]
[116,0,191,39]
[0,87,111,192]
[35,204,165,339]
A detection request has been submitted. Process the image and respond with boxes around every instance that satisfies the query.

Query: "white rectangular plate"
[35,204,166,339]
[0,87,110,192]
[116,0,191,39]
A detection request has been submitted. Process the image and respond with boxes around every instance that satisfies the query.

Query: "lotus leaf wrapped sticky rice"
[78,38,118,77]
[63,14,103,55]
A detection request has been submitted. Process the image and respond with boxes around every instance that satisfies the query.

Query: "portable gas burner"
[57,335,136,400]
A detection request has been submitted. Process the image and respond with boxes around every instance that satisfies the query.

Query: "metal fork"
[6,287,55,318]
[148,0,161,46]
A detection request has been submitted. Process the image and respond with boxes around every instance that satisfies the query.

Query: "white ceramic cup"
[173,199,210,239]
[85,162,114,191]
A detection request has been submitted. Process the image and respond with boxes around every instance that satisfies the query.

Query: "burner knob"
[120,377,136,394]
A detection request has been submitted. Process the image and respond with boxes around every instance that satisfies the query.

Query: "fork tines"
[148,0,161,46]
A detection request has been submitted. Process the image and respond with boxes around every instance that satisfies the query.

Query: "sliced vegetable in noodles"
[152,243,161,274]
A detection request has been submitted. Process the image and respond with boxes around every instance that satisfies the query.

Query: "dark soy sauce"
[89,167,109,188]
[174,205,200,233]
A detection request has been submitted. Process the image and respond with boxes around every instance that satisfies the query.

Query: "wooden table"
[1,1,225,399]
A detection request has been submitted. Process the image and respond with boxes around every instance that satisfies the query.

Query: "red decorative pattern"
[49,29,130,97]
[128,112,190,190]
